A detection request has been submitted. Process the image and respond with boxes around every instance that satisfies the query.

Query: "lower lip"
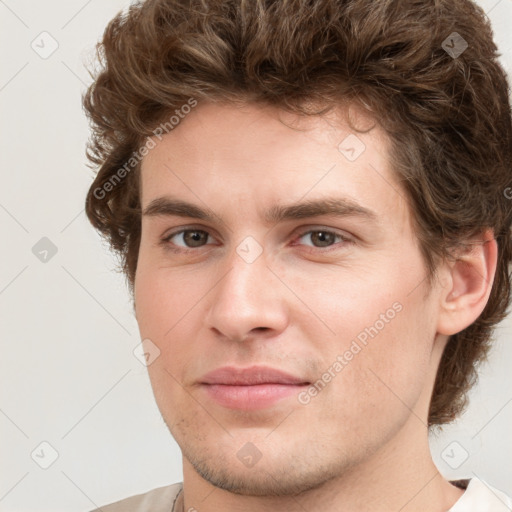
[202,383,308,410]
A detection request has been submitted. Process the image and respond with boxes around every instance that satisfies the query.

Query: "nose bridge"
[205,244,288,341]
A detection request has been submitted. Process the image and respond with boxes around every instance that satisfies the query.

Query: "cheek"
[304,264,436,422]
[134,258,202,339]
[336,293,435,426]
[135,235,436,427]
[134,264,207,408]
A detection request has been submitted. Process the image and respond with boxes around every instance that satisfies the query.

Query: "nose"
[204,247,289,343]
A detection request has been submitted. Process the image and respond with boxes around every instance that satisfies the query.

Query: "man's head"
[83,0,512,493]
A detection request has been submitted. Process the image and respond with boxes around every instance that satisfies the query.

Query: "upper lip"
[200,366,310,385]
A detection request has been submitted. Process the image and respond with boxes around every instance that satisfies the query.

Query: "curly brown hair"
[83,0,512,426]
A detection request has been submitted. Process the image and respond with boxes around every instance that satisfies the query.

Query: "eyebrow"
[142,196,378,225]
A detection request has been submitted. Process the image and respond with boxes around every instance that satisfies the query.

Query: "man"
[84,0,512,510]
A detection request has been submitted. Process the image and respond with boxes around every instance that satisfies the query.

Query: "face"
[134,101,443,496]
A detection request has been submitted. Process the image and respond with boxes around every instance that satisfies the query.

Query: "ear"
[436,229,498,336]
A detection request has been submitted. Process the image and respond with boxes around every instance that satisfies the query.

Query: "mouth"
[199,366,310,410]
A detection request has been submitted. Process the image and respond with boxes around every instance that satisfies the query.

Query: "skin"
[134,100,497,511]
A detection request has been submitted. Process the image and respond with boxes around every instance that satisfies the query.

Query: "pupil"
[185,230,206,247]
[313,231,333,247]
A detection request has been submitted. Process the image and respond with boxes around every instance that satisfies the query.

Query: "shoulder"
[89,482,183,512]
[450,478,512,511]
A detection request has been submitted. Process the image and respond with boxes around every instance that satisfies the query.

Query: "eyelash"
[160,227,354,255]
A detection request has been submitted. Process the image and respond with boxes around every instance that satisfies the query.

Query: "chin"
[189,456,339,497]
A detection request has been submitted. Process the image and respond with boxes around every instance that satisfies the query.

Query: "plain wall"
[0,1,511,510]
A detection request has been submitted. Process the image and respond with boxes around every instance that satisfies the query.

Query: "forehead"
[142,100,380,173]
[139,101,411,232]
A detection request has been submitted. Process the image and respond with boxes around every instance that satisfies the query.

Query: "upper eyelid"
[163,225,219,241]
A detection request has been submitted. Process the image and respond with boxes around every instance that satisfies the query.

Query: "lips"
[199,366,310,410]
[200,366,310,386]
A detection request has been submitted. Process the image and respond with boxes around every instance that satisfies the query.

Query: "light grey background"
[0,1,511,511]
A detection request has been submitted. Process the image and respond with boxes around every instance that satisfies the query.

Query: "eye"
[160,226,353,255]
[161,229,215,251]
[294,229,353,251]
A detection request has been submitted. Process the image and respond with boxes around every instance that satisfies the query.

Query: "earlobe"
[436,230,497,336]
